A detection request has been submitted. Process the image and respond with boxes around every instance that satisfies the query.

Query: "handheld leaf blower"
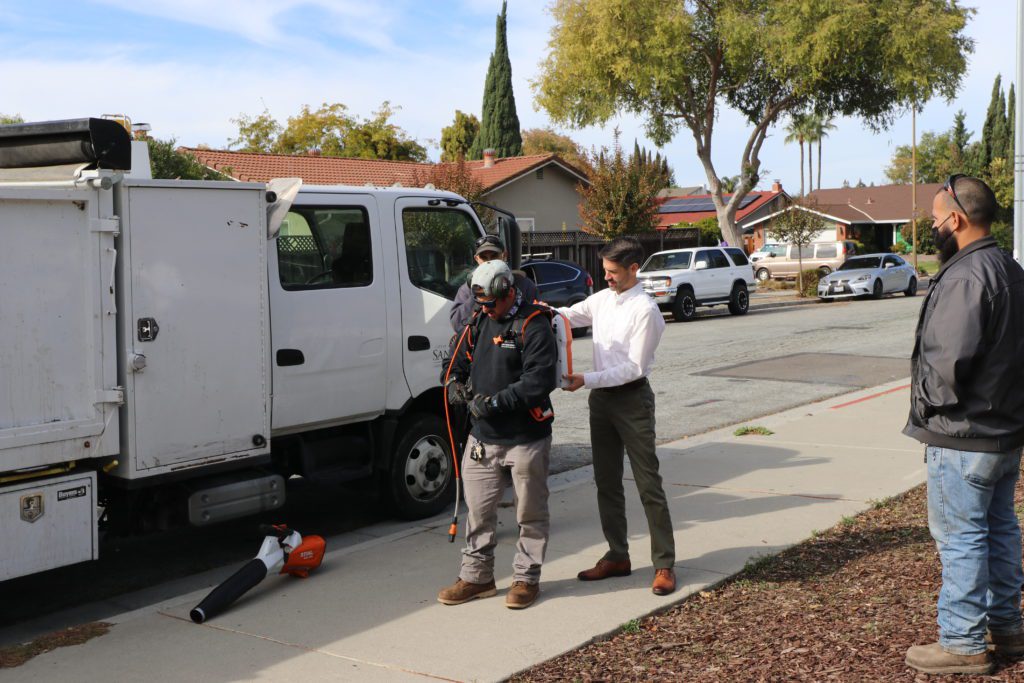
[190,524,325,624]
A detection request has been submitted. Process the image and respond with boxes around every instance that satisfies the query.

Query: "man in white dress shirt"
[558,237,676,596]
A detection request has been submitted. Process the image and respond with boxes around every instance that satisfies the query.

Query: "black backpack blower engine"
[190,524,326,624]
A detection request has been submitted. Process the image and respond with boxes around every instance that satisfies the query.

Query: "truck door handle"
[407,336,430,351]
[276,349,305,366]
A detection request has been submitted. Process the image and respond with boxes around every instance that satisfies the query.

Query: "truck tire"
[671,286,697,322]
[385,413,455,520]
[727,283,749,316]
[755,267,770,283]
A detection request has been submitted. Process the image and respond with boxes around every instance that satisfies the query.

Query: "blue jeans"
[926,445,1024,654]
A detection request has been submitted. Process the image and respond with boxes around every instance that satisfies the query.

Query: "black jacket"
[903,236,1024,452]
[444,299,557,446]
[450,272,539,332]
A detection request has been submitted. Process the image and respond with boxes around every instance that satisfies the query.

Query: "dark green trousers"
[588,381,675,569]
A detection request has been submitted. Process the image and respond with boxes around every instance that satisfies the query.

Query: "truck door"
[394,199,481,399]
[268,195,387,432]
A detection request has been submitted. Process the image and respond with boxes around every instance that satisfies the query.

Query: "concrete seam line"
[642,479,862,502]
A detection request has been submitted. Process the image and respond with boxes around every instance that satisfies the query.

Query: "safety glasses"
[474,297,499,309]
[943,174,969,217]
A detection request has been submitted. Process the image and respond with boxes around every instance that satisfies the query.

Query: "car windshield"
[642,252,691,271]
[839,256,882,271]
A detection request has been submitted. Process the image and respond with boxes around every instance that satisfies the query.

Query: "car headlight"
[647,277,671,288]
[853,274,871,283]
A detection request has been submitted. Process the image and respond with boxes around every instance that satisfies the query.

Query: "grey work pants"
[588,382,675,569]
[459,434,552,585]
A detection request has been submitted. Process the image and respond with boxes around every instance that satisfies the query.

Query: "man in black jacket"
[904,175,1024,675]
[449,235,538,332]
[437,260,557,610]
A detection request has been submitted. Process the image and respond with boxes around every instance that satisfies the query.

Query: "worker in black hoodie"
[438,259,557,611]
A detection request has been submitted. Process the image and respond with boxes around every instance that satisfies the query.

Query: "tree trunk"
[807,145,813,193]
[695,152,744,248]
[799,141,805,196]
[817,139,823,191]
[797,251,804,296]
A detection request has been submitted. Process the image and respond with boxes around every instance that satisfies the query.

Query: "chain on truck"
[0,117,522,582]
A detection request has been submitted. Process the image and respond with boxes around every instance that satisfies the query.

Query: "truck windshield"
[642,252,691,271]
[402,208,479,299]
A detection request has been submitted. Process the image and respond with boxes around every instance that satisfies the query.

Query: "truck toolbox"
[0,471,97,581]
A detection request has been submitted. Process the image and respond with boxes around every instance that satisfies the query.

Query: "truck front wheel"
[385,413,455,519]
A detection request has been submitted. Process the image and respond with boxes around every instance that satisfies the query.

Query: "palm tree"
[784,114,810,195]
[803,114,837,192]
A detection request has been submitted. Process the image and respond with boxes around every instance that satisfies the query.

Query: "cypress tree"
[1005,83,1016,161]
[980,75,1004,170]
[469,1,522,159]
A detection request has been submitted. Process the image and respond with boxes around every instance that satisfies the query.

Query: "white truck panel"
[116,182,270,476]
[0,187,119,471]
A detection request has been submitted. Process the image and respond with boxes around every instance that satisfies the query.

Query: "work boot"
[437,578,497,606]
[505,581,539,609]
[905,642,993,675]
[652,568,676,596]
[577,558,631,581]
[987,628,1024,656]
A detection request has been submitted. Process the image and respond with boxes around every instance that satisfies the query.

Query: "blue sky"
[0,1,1014,192]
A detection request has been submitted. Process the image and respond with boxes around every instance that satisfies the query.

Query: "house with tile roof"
[742,183,941,252]
[654,181,791,253]
[182,147,590,236]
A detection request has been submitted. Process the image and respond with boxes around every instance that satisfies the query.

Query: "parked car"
[817,253,918,300]
[753,241,857,282]
[520,256,594,335]
[638,246,755,322]
[749,242,784,264]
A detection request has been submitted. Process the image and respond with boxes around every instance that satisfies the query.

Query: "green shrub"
[799,268,821,298]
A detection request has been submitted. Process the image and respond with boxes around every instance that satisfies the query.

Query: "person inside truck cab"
[449,235,538,332]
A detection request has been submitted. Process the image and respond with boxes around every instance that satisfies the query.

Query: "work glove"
[468,394,497,419]
[446,377,471,405]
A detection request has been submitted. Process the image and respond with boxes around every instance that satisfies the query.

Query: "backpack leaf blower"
[190,524,325,624]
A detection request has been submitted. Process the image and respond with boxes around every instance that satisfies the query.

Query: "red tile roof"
[654,189,784,229]
[179,148,588,193]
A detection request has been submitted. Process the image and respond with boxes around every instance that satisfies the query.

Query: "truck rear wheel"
[385,413,455,519]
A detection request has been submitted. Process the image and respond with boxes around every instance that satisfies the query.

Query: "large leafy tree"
[343,102,427,161]
[885,131,959,184]
[535,0,973,248]
[469,1,522,159]
[521,126,589,170]
[274,103,350,156]
[440,110,480,162]
[147,138,229,180]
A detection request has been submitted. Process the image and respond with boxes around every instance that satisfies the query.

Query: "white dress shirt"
[558,282,666,389]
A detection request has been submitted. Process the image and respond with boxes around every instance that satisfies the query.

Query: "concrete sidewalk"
[3,380,924,682]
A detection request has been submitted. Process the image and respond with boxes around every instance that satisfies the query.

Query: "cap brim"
[475,246,502,255]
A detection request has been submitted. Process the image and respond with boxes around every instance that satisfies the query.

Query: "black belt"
[596,377,649,393]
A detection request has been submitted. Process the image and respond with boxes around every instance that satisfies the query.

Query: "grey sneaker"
[905,642,993,675]
[437,578,497,605]
[505,581,539,609]
[987,628,1024,656]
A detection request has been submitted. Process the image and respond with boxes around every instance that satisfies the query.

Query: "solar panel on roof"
[658,193,761,214]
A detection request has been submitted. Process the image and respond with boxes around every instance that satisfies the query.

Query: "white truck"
[637,246,756,321]
[0,118,518,581]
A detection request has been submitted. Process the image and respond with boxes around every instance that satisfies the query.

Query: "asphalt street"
[0,293,923,632]
[548,292,921,472]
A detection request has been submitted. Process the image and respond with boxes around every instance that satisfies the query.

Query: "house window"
[517,217,536,234]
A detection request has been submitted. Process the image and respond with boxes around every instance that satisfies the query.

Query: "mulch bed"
[0,622,111,668]
[514,478,1024,682]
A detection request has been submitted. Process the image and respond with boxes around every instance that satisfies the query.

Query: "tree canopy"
[146,137,230,181]
[229,102,426,161]
[440,110,480,162]
[469,0,522,159]
[521,127,589,170]
[535,0,973,247]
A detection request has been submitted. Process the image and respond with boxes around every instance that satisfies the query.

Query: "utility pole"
[1015,0,1024,263]
[911,105,919,270]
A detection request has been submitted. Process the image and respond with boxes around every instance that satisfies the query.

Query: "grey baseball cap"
[474,234,506,256]
[470,259,514,297]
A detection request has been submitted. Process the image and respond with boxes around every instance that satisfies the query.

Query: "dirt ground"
[514,478,1024,682]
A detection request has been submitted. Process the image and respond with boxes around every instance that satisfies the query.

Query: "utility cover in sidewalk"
[697,353,909,387]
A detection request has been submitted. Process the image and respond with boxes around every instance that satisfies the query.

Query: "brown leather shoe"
[505,581,539,609]
[905,642,993,675]
[437,578,497,605]
[987,628,1024,656]
[577,558,631,581]
[652,568,676,595]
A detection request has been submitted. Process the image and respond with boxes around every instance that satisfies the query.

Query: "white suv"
[638,247,756,322]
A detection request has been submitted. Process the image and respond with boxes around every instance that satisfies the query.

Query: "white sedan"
[817,253,918,300]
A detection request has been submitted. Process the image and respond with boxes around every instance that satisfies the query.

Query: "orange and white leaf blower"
[190,524,325,624]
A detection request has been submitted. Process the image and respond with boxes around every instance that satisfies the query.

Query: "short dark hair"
[938,175,999,227]
[599,237,645,269]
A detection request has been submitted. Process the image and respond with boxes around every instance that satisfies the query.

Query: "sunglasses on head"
[943,174,969,217]
[474,235,503,250]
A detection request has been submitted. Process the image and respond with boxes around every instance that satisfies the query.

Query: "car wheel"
[818,266,832,277]
[871,278,883,300]
[904,277,917,297]
[671,286,697,322]
[727,283,749,316]
[384,413,454,520]
[755,268,770,283]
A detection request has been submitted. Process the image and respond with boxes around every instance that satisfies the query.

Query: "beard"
[933,227,960,264]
